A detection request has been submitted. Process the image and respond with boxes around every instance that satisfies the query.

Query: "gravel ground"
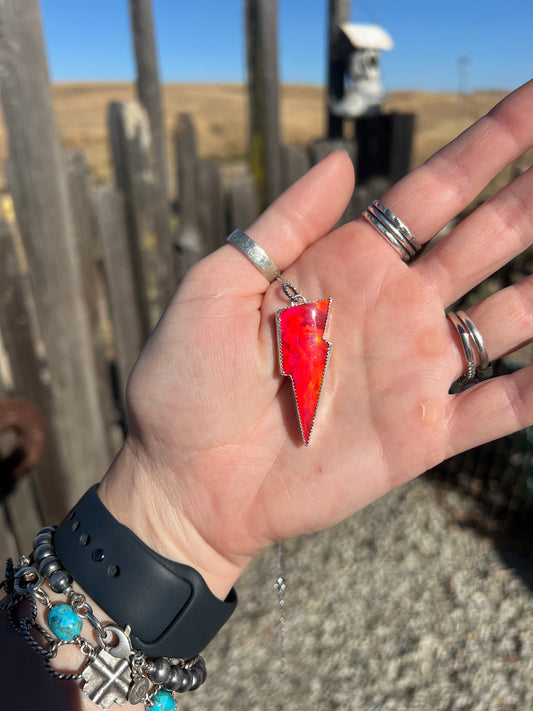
[178,475,532,711]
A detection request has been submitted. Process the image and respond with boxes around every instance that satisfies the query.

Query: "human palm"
[102,81,533,594]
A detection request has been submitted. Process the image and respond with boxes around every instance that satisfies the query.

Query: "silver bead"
[34,542,55,564]
[146,658,171,685]
[33,530,54,550]
[39,556,63,578]
[196,662,207,686]
[165,666,184,691]
[41,525,57,534]
[177,668,192,693]
[49,569,72,593]
[188,668,202,691]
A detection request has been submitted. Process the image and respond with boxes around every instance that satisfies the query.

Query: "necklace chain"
[274,541,287,678]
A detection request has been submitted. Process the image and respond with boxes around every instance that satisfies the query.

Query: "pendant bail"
[281,282,306,305]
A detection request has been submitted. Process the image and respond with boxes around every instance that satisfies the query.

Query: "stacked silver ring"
[363,200,422,262]
[447,310,493,390]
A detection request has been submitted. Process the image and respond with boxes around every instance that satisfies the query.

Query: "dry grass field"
[0,83,530,196]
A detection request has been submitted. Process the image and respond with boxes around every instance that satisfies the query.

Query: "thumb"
[189,150,355,299]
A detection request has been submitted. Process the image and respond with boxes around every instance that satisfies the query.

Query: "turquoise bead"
[151,689,176,711]
[47,603,83,641]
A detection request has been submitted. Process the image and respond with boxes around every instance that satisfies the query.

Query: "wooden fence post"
[174,113,205,278]
[64,151,120,453]
[0,216,66,543]
[108,100,172,335]
[196,159,226,252]
[326,0,351,138]
[281,144,311,191]
[227,173,258,233]
[128,0,175,280]
[0,0,113,507]
[93,185,145,408]
[0,210,72,524]
[244,0,282,209]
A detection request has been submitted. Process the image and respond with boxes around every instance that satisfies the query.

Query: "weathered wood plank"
[0,0,112,507]
[196,159,226,253]
[281,144,311,191]
[174,113,205,276]
[0,385,42,553]
[0,498,17,563]
[4,477,42,553]
[64,151,119,455]
[244,0,282,209]
[93,186,145,407]
[128,0,175,287]
[227,172,258,233]
[0,215,71,523]
[108,100,170,335]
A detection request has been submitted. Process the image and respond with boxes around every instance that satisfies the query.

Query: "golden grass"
[0,83,530,196]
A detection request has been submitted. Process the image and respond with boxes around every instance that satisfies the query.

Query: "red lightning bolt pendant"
[277,297,332,445]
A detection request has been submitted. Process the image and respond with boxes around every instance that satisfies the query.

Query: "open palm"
[101,81,533,596]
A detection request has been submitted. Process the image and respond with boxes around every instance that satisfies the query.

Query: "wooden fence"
[0,0,390,559]
[0,0,530,563]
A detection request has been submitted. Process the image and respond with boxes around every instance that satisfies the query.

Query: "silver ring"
[456,310,493,379]
[447,311,493,390]
[227,229,282,283]
[362,201,421,262]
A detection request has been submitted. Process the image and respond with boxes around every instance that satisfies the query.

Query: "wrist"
[54,482,238,659]
[98,438,250,600]
[8,529,209,710]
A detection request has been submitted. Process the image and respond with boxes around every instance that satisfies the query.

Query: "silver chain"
[274,541,287,678]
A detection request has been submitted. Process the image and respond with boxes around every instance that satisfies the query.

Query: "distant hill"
[0,83,527,196]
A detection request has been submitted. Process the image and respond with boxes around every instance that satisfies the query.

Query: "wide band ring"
[447,310,493,390]
[227,229,282,282]
[362,201,422,262]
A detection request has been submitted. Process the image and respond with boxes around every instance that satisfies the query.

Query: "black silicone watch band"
[54,485,237,658]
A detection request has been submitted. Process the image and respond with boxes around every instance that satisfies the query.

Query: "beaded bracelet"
[0,526,206,710]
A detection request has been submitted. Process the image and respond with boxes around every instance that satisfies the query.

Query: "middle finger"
[375,80,533,245]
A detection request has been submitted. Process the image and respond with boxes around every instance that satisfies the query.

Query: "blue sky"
[41,0,532,92]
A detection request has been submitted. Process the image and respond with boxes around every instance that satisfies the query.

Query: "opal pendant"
[277,298,332,445]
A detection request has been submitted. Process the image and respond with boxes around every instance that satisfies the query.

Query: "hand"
[100,80,533,598]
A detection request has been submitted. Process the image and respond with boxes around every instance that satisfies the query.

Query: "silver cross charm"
[81,648,131,708]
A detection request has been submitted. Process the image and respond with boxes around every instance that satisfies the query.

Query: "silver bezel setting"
[276,297,332,446]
